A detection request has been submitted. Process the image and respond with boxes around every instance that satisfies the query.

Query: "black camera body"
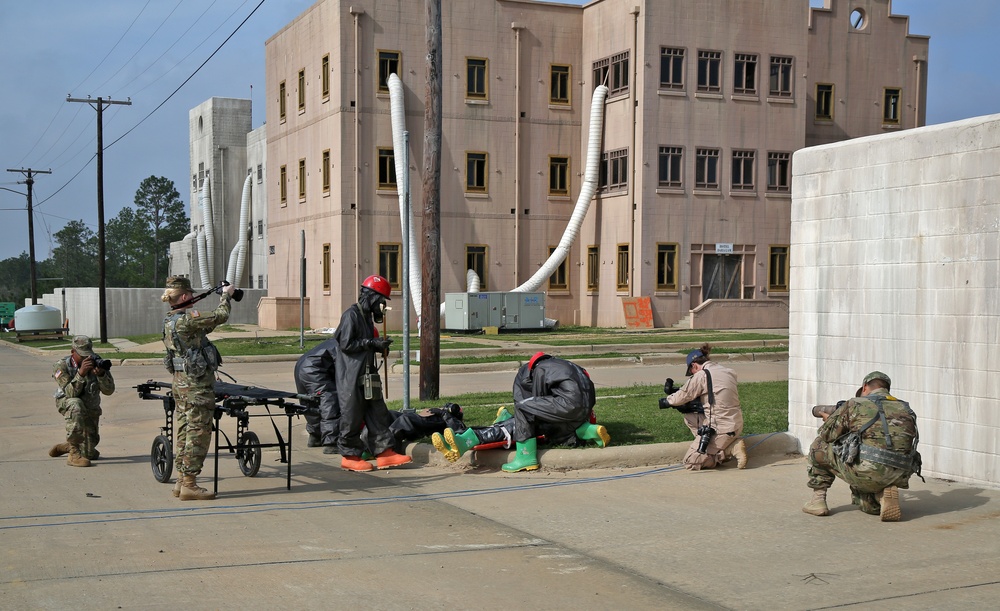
[90,356,113,371]
[216,281,245,302]
[658,377,705,414]
[696,424,716,454]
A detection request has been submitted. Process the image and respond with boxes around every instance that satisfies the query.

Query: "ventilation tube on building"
[387,73,423,318]
[196,228,209,289]
[226,174,253,286]
[200,176,216,287]
[466,269,481,293]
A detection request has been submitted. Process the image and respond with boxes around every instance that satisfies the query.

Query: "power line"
[92,0,185,94]
[68,0,154,94]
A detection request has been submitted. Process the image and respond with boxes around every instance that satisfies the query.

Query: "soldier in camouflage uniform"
[804,371,922,522]
[49,335,115,466]
[161,276,235,501]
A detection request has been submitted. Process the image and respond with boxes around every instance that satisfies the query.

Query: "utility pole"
[66,95,131,344]
[420,0,442,400]
[6,167,51,305]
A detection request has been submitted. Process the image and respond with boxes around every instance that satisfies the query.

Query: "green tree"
[50,220,98,287]
[0,252,31,304]
[106,206,148,287]
[132,176,188,287]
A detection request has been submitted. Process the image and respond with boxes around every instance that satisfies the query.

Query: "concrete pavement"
[2,341,998,610]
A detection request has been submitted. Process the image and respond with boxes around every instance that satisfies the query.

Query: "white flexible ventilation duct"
[466,269,481,293]
[226,174,252,286]
[387,74,422,318]
[200,176,216,287]
[196,228,209,289]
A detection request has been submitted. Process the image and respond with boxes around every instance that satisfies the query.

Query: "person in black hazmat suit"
[293,338,341,454]
[334,275,413,472]
[363,402,466,455]
[500,352,610,472]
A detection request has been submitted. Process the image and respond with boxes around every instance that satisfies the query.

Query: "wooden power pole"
[420,0,443,400]
[5,167,51,305]
[66,95,131,344]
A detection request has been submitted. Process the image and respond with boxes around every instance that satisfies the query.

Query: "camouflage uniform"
[52,350,115,458]
[163,294,231,477]
[807,388,920,513]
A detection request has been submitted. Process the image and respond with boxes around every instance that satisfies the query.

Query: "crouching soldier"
[49,335,115,466]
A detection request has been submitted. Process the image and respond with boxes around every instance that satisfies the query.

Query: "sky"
[2,0,999,262]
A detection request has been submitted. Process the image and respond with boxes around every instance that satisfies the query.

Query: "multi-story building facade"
[260,0,927,330]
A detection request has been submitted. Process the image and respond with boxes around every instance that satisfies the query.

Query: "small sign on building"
[715,243,734,254]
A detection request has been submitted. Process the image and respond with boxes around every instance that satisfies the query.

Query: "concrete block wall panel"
[789,112,1000,488]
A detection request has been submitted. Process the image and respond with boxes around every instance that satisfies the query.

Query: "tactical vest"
[162,311,222,377]
[834,393,923,479]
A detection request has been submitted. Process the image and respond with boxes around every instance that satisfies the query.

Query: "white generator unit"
[444,292,545,331]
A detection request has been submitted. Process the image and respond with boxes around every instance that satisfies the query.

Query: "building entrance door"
[702,254,742,300]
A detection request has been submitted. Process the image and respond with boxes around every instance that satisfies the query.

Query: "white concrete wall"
[32,288,267,338]
[789,113,1000,488]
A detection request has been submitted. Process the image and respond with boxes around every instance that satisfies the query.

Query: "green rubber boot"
[492,406,513,424]
[574,422,610,448]
[444,428,480,459]
[502,438,540,473]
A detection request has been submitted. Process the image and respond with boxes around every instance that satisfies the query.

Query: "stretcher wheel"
[150,435,173,483]
[236,431,262,477]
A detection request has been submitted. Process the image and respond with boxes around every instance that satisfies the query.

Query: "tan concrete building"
[262,0,928,330]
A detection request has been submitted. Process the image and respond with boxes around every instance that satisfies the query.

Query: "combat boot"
[375,448,412,469]
[878,486,901,522]
[502,438,540,473]
[307,432,322,447]
[492,406,513,424]
[172,479,182,498]
[179,474,216,501]
[802,488,829,516]
[49,442,72,457]
[574,422,610,448]
[66,446,92,467]
[732,439,749,469]
[341,455,374,472]
[444,428,480,460]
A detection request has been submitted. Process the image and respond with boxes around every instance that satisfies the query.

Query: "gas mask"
[372,297,387,324]
[360,288,387,324]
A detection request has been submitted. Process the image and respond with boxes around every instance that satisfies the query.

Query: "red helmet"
[528,351,548,370]
[361,275,392,298]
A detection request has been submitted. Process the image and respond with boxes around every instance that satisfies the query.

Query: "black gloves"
[663,378,676,394]
[368,338,393,353]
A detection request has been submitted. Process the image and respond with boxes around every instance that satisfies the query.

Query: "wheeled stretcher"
[135,380,319,492]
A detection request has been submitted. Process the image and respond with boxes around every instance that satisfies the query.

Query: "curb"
[402,431,800,471]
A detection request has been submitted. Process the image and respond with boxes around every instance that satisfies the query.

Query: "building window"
[658,146,683,188]
[279,165,287,204]
[322,243,331,291]
[767,152,791,193]
[587,246,599,291]
[659,47,685,90]
[297,68,306,111]
[548,246,569,291]
[695,148,720,189]
[256,163,263,183]
[550,64,571,105]
[257,220,263,237]
[279,81,286,121]
[816,83,834,120]
[593,51,629,96]
[769,56,793,97]
[466,245,488,290]
[467,57,488,100]
[697,50,722,93]
[656,243,678,291]
[616,244,629,291]
[378,243,401,290]
[733,53,757,95]
[298,158,306,200]
[258,274,264,287]
[466,152,488,193]
[549,156,570,196]
[377,148,396,190]
[731,150,756,191]
[378,50,400,93]
[321,54,330,98]
[322,150,331,193]
[769,246,789,292]
[883,87,901,124]
[599,148,628,193]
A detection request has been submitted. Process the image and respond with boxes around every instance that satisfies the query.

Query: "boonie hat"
[72,335,95,357]
[685,349,704,376]
[165,276,193,292]
[863,370,891,388]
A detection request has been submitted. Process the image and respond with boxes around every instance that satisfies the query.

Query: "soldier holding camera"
[49,335,115,466]
[662,344,747,471]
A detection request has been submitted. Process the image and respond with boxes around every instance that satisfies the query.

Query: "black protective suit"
[293,339,341,446]
[362,404,466,454]
[512,356,596,444]
[334,300,395,457]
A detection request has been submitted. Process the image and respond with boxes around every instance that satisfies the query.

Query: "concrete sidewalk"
[3,342,997,610]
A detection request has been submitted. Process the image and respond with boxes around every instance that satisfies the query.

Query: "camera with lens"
[216,281,244,302]
[696,424,716,454]
[89,356,113,371]
[658,377,704,414]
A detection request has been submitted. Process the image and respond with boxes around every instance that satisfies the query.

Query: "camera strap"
[704,369,716,407]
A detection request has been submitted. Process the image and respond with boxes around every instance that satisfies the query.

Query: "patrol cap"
[165,276,193,292]
[863,370,891,388]
[685,349,704,376]
[71,335,95,357]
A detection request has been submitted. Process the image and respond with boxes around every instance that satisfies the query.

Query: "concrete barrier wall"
[690,299,789,330]
[32,288,266,337]
[789,113,1000,488]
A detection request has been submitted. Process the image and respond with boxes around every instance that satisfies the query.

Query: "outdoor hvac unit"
[444,292,545,331]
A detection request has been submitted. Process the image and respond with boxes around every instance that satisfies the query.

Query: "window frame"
[321,54,330,99]
[768,245,790,292]
[322,243,331,291]
[378,242,402,290]
[656,243,679,291]
[548,246,569,291]
[767,152,791,193]
[695,147,721,190]
[587,245,600,292]
[883,87,901,124]
[297,158,306,201]
[733,52,758,95]
[731,149,756,191]
[377,50,401,93]
[550,64,571,105]
[593,51,630,97]
[549,155,570,196]
[297,68,306,111]
[465,151,488,193]
[279,80,287,121]
[697,50,722,93]
[322,149,331,193]
[659,46,685,90]
[466,244,488,290]
[599,148,629,193]
[769,55,793,98]
[279,164,287,205]
[658,145,683,188]
[616,243,630,291]
[466,57,489,100]
[816,83,834,120]
[377,147,397,190]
